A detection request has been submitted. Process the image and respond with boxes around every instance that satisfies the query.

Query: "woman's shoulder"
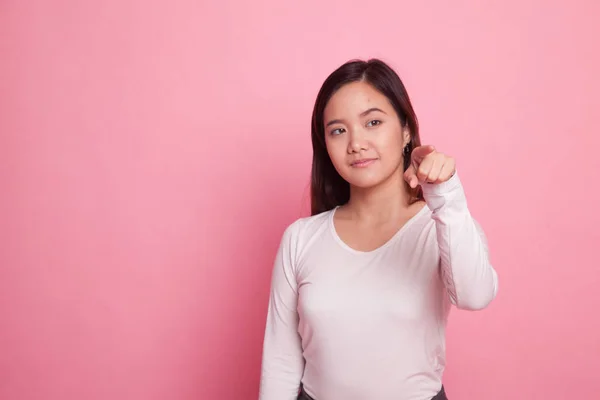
[278,210,335,263]
[283,208,334,240]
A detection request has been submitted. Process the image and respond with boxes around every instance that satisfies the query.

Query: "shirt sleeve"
[421,172,499,310]
[258,221,305,400]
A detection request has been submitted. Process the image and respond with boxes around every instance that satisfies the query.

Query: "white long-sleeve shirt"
[258,173,498,400]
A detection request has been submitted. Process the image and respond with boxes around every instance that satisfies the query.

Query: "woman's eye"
[331,128,345,135]
[367,120,381,127]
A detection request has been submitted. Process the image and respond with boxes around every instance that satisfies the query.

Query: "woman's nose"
[347,129,368,153]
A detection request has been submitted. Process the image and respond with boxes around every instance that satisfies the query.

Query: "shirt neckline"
[328,203,430,256]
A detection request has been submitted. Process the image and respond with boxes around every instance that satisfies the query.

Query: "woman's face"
[323,81,410,189]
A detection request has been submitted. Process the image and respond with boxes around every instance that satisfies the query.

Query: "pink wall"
[1,1,599,399]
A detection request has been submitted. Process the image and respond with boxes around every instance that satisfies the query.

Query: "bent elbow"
[455,279,498,311]
[456,294,494,311]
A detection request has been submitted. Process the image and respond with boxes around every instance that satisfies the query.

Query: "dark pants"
[297,384,448,400]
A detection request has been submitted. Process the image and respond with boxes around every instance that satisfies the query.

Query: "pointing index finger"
[411,145,436,163]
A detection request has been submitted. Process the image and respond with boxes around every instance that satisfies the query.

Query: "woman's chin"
[346,177,386,190]
[344,169,404,191]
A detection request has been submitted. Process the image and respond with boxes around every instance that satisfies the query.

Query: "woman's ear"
[402,126,411,147]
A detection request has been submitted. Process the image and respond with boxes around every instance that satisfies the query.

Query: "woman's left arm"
[421,173,499,310]
[405,145,499,310]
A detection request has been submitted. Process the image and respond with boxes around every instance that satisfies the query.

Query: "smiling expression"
[323,81,410,189]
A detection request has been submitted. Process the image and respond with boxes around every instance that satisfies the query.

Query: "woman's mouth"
[351,158,377,168]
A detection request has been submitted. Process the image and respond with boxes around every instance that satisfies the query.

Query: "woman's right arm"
[258,222,305,400]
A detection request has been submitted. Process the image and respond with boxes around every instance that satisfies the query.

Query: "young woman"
[258,58,498,400]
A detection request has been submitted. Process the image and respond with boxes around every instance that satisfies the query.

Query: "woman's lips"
[351,158,377,168]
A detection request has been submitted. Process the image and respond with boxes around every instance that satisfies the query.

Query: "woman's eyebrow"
[360,107,386,117]
[325,108,387,127]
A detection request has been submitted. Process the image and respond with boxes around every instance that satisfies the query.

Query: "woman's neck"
[343,170,418,223]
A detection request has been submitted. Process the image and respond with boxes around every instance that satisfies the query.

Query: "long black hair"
[310,58,423,216]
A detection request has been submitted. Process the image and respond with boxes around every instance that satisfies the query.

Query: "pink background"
[1,1,599,399]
